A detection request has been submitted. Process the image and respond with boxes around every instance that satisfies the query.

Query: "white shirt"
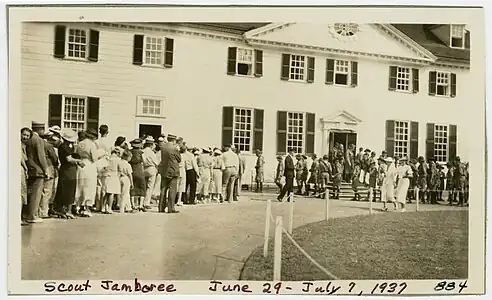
[222,149,239,168]
[95,136,112,155]
[142,147,159,168]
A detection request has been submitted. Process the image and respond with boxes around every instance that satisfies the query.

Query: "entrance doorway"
[329,131,357,153]
[138,124,162,141]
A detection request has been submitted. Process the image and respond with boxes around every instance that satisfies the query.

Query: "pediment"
[244,23,436,62]
[321,110,362,125]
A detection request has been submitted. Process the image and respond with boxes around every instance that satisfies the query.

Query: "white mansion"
[20,22,472,182]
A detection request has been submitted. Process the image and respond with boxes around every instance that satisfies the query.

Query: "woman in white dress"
[395,156,413,212]
[382,157,398,211]
[176,145,187,206]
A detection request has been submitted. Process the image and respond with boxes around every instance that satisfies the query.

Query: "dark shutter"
[222,107,234,147]
[350,61,358,87]
[253,109,264,151]
[254,49,263,77]
[388,66,397,91]
[426,123,435,161]
[53,25,66,59]
[280,54,290,80]
[412,68,419,93]
[410,121,419,159]
[87,29,99,62]
[385,120,395,157]
[48,94,63,127]
[86,97,100,131]
[277,111,287,154]
[164,38,174,68]
[450,73,457,97]
[305,113,316,155]
[449,125,457,161]
[428,71,437,96]
[465,31,470,49]
[306,56,315,83]
[132,35,144,66]
[227,47,237,75]
[325,59,335,84]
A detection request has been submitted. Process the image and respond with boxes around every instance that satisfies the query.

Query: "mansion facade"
[20,22,472,183]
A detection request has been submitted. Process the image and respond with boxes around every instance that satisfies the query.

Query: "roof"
[391,24,470,64]
[182,22,270,35]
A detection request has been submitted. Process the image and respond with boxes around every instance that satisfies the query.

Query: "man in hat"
[274,155,285,193]
[454,156,467,206]
[182,144,198,204]
[38,127,61,218]
[417,156,428,203]
[159,134,181,213]
[278,148,296,202]
[24,122,51,223]
[142,136,159,209]
[197,147,213,203]
[221,144,239,202]
[344,144,355,183]
[318,154,331,196]
[234,147,246,198]
[254,149,265,193]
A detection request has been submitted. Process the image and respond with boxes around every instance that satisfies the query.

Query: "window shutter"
[388,66,397,91]
[350,61,358,87]
[412,68,419,93]
[428,71,437,96]
[164,38,174,68]
[87,29,100,62]
[222,107,234,147]
[465,31,470,49]
[48,94,63,127]
[450,73,457,97]
[254,49,263,77]
[87,97,100,131]
[253,109,264,151]
[305,113,316,155]
[385,120,395,157]
[306,56,315,83]
[227,47,237,75]
[132,35,144,66]
[280,54,290,81]
[426,123,435,161]
[277,111,287,154]
[410,121,419,159]
[53,25,66,59]
[449,125,457,161]
[325,59,335,85]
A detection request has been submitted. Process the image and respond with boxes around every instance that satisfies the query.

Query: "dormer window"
[450,24,466,49]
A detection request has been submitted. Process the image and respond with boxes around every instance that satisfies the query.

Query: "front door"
[138,124,162,141]
[329,131,357,153]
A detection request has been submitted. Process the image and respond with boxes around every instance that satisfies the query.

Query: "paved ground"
[21,193,468,280]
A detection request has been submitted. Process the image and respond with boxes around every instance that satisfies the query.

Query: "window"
[395,67,411,91]
[137,96,165,117]
[434,124,449,163]
[236,48,254,76]
[334,23,359,36]
[394,121,410,158]
[287,112,305,154]
[334,60,350,85]
[289,55,306,81]
[450,25,465,49]
[436,72,450,96]
[66,28,87,59]
[233,108,253,152]
[144,36,164,66]
[62,96,87,131]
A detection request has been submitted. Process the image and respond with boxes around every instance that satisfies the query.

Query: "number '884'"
[434,280,468,293]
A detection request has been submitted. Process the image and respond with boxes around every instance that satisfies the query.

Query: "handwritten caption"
[43,279,469,295]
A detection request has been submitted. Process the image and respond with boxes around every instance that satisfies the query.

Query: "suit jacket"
[26,133,49,178]
[159,142,181,178]
[284,155,295,178]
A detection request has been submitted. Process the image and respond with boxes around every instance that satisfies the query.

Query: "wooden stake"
[273,216,283,281]
[263,200,272,257]
[325,188,330,221]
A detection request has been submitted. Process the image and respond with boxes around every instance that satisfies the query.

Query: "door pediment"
[321,110,362,131]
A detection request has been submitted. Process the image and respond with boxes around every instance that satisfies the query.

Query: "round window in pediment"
[334,23,359,37]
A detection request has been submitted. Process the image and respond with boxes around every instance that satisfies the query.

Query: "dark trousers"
[279,176,294,201]
[26,176,44,221]
[159,176,178,213]
[185,169,197,204]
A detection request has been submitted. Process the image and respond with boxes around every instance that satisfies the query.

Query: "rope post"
[288,195,294,234]
[416,188,420,212]
[273,216,283,281]
[369,188,373,215]
[324,188,330,221]
[263,200,272,258]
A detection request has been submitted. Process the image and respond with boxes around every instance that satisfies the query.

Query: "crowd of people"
[271,142,470,212]
[20,122,248,225]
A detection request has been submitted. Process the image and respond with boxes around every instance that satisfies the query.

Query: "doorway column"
[322,128,329,155]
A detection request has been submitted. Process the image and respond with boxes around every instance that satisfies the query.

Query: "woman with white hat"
[211,149,225,202]
[381,157,398,211]
[395,156,413,212]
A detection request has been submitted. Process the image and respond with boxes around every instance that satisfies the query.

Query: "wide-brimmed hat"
[194,149,201,155]
[322,154,329,160]
[130,138,143,145]
[384,157,394,163]
[85,128,98,138]
[48,125,62,135]
[60,128,77,143]
[364,148,371,153]
[399,156,409,161]
[144,136,155,143]
[214,149,222,155]
[302,154,308,159]
[276,155,283,160]
[202,147,212,153]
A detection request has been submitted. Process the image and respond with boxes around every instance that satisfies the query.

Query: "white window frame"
[334,59,351,86]
[235,48,254,77]
[232,107,254,152]
[286,111,306,154]
[289,54,307,82]
[61,95,87,131]
[435,71,451,97]
[450,24,466,49]
[394,120,410,159]
[434,124,449,163]
[65,27,88,60]
[142,35,166,67]
[395,66,412,92]
[136,95,166,118]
